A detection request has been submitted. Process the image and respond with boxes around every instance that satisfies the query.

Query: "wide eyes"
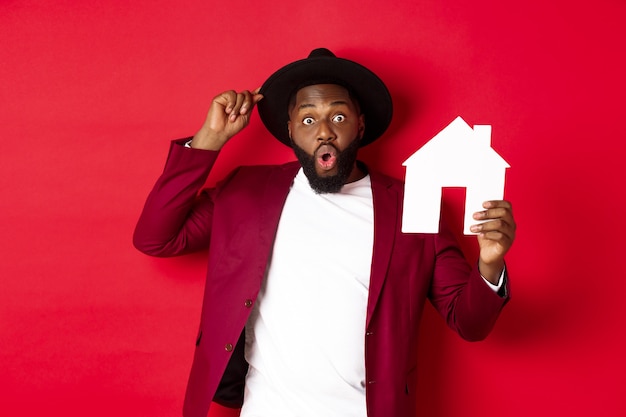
[301,114,346,125]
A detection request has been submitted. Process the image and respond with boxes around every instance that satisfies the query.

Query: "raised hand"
[471,200,516,284]
[191,88,264,150]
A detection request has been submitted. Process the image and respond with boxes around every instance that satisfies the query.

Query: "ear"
[358,114,365,139]
[287,120,292,139]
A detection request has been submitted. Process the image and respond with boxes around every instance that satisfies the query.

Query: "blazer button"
[224,343,234,352]
[244,299,253,308]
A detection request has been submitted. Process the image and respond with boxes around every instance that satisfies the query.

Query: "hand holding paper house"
[402,116,510,234]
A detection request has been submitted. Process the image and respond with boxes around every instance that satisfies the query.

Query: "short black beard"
[291,138,361,194]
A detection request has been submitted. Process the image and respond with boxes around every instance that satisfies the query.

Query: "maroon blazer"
[133,139,509,417]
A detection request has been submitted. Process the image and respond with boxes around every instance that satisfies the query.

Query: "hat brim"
[258,52,393,147]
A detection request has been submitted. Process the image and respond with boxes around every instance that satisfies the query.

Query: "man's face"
[287,84,365,193]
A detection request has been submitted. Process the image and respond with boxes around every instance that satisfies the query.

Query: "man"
[133,48,516,417]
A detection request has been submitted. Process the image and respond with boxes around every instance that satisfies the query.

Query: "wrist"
[478,259,505,285]
[191,128,228,151]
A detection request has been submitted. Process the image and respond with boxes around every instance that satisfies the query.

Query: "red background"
[2,1,625,416]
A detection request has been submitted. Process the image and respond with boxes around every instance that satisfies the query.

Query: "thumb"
[252,87,264,104]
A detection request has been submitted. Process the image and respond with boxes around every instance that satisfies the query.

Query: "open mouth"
[316,144,338,170]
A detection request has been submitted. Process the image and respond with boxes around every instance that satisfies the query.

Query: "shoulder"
[209,160,300,199]
[236,160,300,174]
[225,160,300,184]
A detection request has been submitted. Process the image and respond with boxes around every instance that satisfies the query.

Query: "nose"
[316,119,336,143]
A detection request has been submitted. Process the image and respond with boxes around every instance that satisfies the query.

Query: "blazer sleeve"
[133,138,221,257]
[428,221,510,342]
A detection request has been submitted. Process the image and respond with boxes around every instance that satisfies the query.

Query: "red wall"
[2,1,625,416]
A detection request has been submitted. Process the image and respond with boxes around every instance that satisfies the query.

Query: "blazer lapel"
[258,161,301,253]
[366,170,398,327]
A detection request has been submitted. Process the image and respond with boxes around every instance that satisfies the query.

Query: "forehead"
[291,84,357,109]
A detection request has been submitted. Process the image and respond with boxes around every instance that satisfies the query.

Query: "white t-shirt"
[241,169,374,417]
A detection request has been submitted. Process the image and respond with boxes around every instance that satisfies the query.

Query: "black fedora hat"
[258,48,393,147]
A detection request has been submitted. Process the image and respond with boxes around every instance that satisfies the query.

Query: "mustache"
[315,142,339,153]
[292,140,355,156]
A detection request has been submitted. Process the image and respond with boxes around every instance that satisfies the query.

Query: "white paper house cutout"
[402,116,510,234]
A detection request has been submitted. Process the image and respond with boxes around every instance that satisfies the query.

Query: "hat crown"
[308,48,336,58]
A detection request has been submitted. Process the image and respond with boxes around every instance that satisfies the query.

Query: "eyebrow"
[297,100,350,111]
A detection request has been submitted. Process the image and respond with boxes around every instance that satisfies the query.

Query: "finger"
[236,90,264,119]
[475,218,516,242]
[482,200,512,211]
[215,90,237,114]
[239,90,259,115]
[229,91,250,121]
[478,229,514,249]
[253,91,264,105]
[474,207,511,221]
[251,87,264,105]
[474,200,514,220]
[475,218,507,233]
